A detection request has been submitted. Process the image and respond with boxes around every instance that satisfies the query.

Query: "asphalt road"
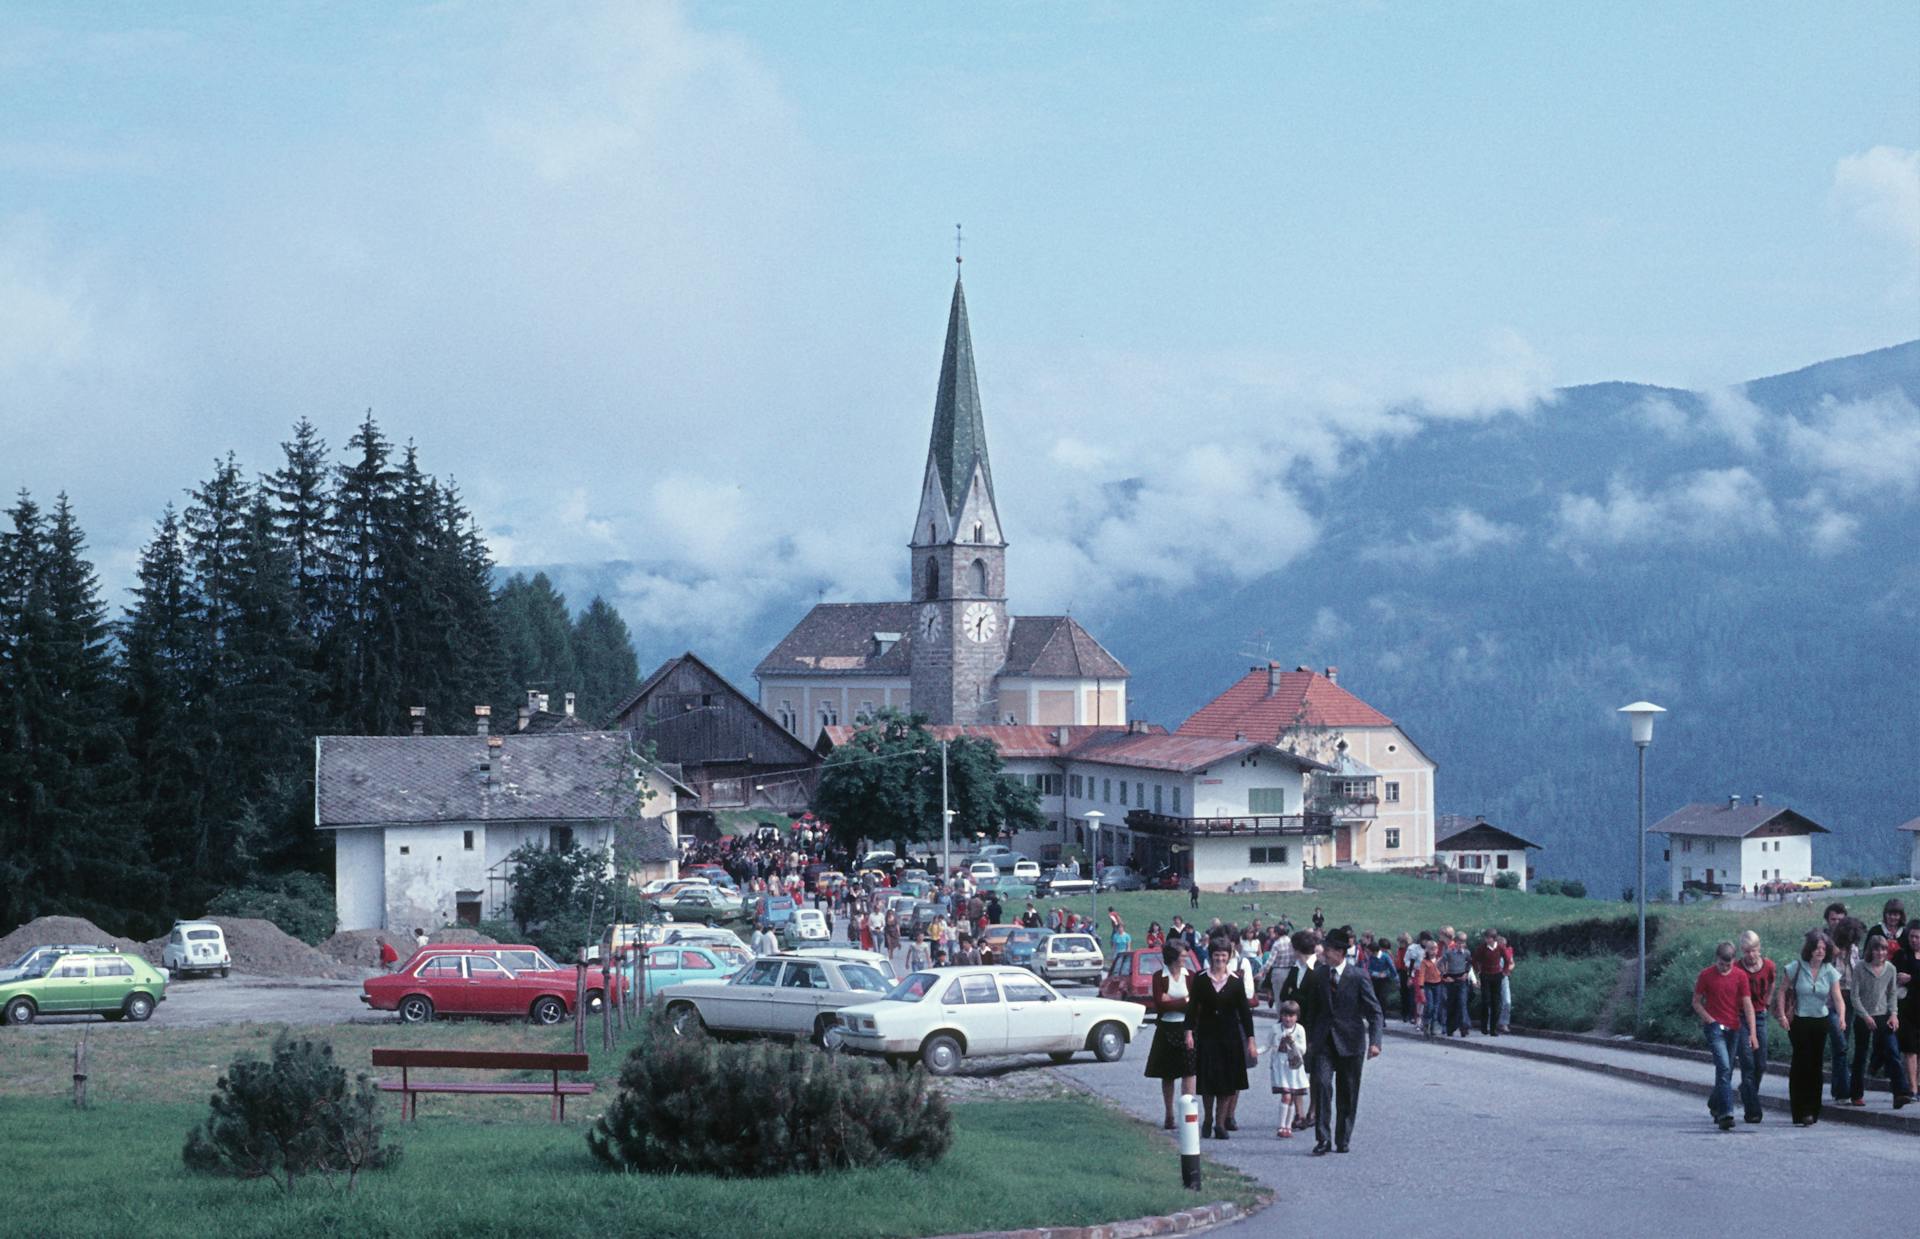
[1064,1030,1915,1238]
[12,974,376,1030]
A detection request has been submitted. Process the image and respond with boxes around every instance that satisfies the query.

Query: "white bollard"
[1176,1092,1202,1190]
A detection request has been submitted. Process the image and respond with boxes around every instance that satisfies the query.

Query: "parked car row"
[0,947,169,1026]
[835,966,1144,1074]
[360,945,621,1024]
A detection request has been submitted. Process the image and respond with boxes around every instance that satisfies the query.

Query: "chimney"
[526,689,540,712]
[1054,726,1070,747]
[1267,661,1281,695]
[409,705,426,737]
[1727,794,1739,809]
[482,734,503,780]
[474,704,491,736]
[564,692,576,718]
[536,692,550,714]
[1129,719,1148,734]
[1324,666,1339,684]
[1234,730,1246,742]
[517,706,532,732]
[1752,793,1762,807]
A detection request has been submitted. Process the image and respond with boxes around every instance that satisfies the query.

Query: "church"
[756,272,1130,733]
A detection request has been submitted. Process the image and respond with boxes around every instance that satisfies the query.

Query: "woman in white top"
[1143,943,1198,1129]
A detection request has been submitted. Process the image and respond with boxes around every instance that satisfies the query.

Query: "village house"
[1900,816,1920,881]
[1649,795,1828,898]
[1434,814,1542,890]
[1176,662,1438,871]
[316,708,686,933]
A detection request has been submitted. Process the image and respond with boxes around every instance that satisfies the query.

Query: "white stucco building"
[316,728,685,933]
[1650,796,1828,898]
[1434,815,1542,890]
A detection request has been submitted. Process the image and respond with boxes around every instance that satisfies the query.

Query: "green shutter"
[1248,787,1289,814]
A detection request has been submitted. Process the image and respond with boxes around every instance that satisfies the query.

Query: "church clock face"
[963,601,997,644]
[920,604,943,640]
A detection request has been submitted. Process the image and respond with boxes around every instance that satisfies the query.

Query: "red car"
[412,943,622,1011]
[1097,946,1204,1006]
[364,946,600,1024]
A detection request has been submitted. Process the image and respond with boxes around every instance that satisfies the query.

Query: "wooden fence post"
[72,1028,88,1109]
[574,957,587,1055]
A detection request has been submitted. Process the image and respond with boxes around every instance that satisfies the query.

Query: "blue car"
[1000,927,1048,969]
[754,895,799,930]
[627,944,747,995]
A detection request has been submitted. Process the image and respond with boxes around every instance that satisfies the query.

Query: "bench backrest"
[371,1049,591,1071]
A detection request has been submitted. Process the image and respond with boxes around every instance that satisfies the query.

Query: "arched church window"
[970,559,987,595]
[972,521,984,542]
[925,558,940,601]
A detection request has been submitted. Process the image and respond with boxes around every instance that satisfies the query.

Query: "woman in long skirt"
[1143,943,1197,1129]
[1188,940,1256,1139]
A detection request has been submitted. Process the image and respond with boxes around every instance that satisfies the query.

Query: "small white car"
[835,965,1145,1075]
[1011,859,1041,882]
[161,921,231,978]
[1033,932,1105,984]
[967,861,999,882]
[784,908,831,943]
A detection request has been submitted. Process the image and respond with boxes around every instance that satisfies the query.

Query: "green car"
[0,950,168,1025]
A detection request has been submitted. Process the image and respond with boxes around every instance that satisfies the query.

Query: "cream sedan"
[834,966,1145,1075]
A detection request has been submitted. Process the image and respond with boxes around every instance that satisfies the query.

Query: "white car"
[835,966,1145,1075]
[787,945,900,981]
[967,861,999,882]
[161,921,231,978]
[1011,859,1041,882]
[658,953,896,1047]
[784,908,831,943]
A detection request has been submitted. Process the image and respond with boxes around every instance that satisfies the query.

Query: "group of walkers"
[1143,920,1386,1154]
[1696,898,1915,1129]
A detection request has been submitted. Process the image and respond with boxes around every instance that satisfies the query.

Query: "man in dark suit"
[1300,927,1385,1154]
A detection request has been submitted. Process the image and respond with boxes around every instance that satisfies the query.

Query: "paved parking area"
[12,974,378,1030]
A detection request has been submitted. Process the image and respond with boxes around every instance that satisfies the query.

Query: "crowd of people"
[1694,897,1914,1129]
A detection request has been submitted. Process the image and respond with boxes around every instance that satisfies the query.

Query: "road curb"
[1388,1026,1917,1135]
[927,1196,1272,1239]
[1501,1023,1899,1094]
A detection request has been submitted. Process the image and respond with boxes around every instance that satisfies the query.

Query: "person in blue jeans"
[1692,940,1757,1131]
[1735,930,1777,1124]
[1827,917,1863,1101]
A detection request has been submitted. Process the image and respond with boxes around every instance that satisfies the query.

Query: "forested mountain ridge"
[526,341,1920,897]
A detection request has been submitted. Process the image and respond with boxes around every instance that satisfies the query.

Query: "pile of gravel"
[426,927,497,945]
[142,917,362,980]
[0,915,146,961]
[319,928,395,967]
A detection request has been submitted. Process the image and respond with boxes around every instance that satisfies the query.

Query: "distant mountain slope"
[512,340,1920,896]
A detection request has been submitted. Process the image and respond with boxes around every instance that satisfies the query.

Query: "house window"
[1154,785,1163,813]
[463,830,475,852]
[1495,853,1509,870]
[1704,841,1715,855]
[1070,774,1083,798]
[1681,839,1693,853]
[778,700,795,733]
[1249,788,1289,815]
[1385,828,1401,849]
[1171,786,1182,814]
[1136,782,1145,807]
[1683,866,1693,881]
[1384,781,1401,803]
[819,700,839,727]
[398,845,410,856]
[549,826,574,851]
[1249,845,1289,864]
[970,559,987,594]
[859,700,875,718]
[1104,778,1112,802]
[1119,782,1128,806]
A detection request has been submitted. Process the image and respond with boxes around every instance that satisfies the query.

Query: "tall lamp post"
[1084,810,1105,931]
[1618,701,1666,1037]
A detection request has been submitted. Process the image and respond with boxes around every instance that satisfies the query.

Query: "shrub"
[1514,955,1620,1032]
[206,872,337,945]
[1835,875,1869,890]
[183,1034,400,1192]
[1492,871,1520,890]
[1534,878,1563,896]
[1506,915,1661,958]
[589,1008,951,1176]
[1559,880,1587,899]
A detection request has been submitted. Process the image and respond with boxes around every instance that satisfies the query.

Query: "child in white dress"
[1268,999,1308,1138]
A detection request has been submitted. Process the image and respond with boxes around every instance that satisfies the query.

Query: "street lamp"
[1084,810,1105,929]
[1618,700,1666,1036]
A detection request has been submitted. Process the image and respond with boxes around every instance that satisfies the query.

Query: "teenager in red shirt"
[1692,941,1758,1131]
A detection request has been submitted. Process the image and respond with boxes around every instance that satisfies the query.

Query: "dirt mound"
[320,928,398,967]
[0,915,146,962]
[143,917,361,980]
[426,927,497,945]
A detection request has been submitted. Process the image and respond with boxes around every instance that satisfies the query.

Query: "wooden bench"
[370,1049,593,1122]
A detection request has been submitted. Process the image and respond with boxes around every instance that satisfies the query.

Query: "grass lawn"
[0,1016,1262,1238]
[0,1092,1263,1239]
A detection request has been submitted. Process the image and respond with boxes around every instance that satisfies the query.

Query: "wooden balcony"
[1124,810,1335,839]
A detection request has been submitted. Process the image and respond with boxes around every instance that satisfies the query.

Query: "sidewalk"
[1384,1022,1919,1133]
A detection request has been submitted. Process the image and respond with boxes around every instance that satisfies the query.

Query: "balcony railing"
[1125,810,1335,839]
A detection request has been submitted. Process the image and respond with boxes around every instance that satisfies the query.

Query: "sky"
[3,2,1917,642]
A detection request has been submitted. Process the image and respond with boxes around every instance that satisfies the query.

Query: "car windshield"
[1055,936,1098,952]
[883,972,941,1002]
[1007,930,1043,945]
[187,929,221,941]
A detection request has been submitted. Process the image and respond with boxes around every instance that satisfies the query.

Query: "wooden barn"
[607,652,821,836]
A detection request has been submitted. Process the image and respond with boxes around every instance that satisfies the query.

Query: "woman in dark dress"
[1188,940,1256,1139]
[1896,923,1920,1106]
[1144,943,1197,1129]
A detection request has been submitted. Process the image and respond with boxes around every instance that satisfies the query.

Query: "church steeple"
[923,274,996,525]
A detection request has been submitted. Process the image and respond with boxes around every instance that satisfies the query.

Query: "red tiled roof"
[816,723,1165,762]
[1177,665,1393,740]
[1068,731,1322,775]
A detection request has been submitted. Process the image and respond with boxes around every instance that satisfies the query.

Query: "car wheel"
[1049,1050,1076,1064]
[398,995,435,1023]
[530,996,567,1025]
[920,1033,963,1076]
[1092,1021,1126,1063]
[5,997,36,1025]
[814,1015,844,1051]
[585,989,605,1015]
[220,967,230,978]
[124,993,155,1022]
[667,1002,705,1038]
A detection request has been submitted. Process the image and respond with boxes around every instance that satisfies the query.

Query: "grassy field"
[0,1017,1264,1239]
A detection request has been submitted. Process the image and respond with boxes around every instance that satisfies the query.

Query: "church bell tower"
[909,271,1008,725]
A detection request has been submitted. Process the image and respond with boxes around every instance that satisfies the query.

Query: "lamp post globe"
[1617,701,1665,1036]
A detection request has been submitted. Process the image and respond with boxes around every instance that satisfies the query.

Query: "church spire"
[924,273,995,524]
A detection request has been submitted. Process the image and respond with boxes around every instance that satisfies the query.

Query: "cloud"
[1630,395,1693,438]
[1780,392,1920,498]
[1551,468,1777,552]
[1834,145,1920,257]
[1792,490,1860,556]
[1363,507,1520,569]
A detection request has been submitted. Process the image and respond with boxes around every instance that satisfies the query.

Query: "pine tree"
[328,414,404,735]
[495,572,578,712]
[265,418,334,643]
[571,596,640,724]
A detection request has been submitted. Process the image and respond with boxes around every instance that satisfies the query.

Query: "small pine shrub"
[1492,871,1520,890]
[588,1008,951,1176]
[1534,878,1563,896]
[183,1034,401,1192]
[1559,880,1587,899]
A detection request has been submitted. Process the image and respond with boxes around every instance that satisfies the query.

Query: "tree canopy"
[812,710,1043,853]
